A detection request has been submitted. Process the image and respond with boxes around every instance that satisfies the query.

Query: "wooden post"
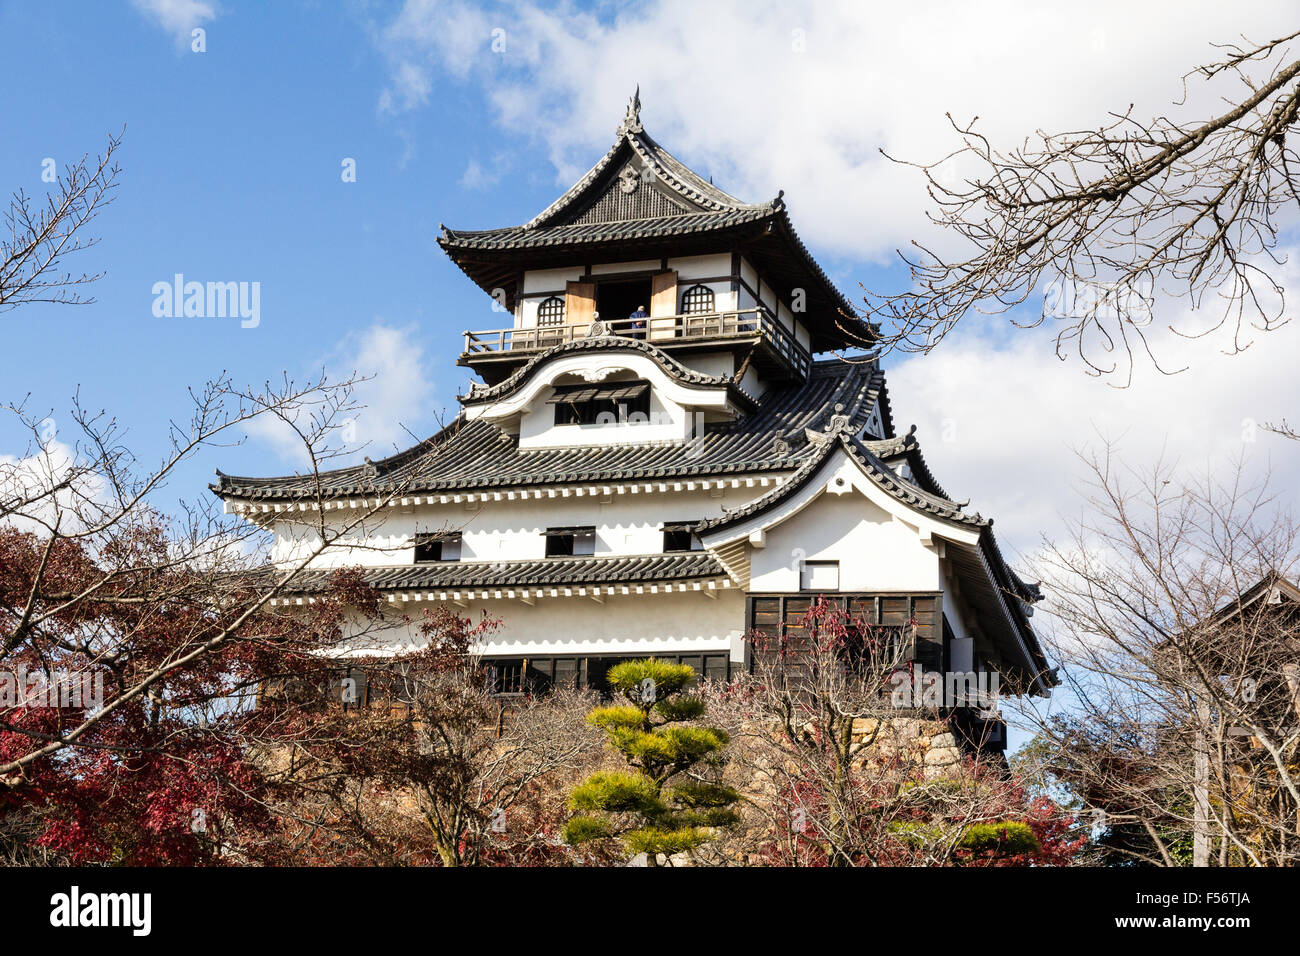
[1193,694,1211,867]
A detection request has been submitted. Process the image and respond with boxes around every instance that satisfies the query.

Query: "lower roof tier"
[212,354,892,503]
[269,551,728,597]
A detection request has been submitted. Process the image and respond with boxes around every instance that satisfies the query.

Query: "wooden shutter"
[565,280,595,328]
[748,597,781,674]
[782,597,814,686]
[649,270,678,340]
[911,596,943,672]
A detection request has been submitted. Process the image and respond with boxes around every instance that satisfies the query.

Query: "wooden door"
[565,280,596,333]
[649,270,678,341]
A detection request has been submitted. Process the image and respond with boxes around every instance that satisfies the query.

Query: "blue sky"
[2,1,1297,648]
[0,2,555,502]
[0,1,923,501]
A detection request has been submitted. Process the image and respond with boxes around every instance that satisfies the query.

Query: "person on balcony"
[628,305,648,339]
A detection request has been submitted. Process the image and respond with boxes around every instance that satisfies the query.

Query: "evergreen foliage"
[563,659,739,863]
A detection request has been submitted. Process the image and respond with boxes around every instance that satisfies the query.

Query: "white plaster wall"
[272,484,771,569]
[939,563,972,642]
[737,365,762,397]
[589,259,661,277]
[685,351,734,378]
[776,299,812,354]
[732,256,815,350]
[794,321,811,349]
[518,382,691,450]
[522,266,584,295]
[355,589,749,662]
[667,253,729,279]
[668,254,734,313]
[748,490,942,593]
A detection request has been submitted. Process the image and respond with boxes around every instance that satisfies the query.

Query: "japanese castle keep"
[212,93,1055,734]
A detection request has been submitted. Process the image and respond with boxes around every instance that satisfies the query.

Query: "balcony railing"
[462,308,810,376]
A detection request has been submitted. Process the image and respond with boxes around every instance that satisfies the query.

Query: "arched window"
[680,284,715,315]
[537,296,566,327]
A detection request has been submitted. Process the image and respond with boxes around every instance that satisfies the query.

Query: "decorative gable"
[569,162,694,224]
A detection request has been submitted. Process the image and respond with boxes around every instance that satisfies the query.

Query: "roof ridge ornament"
[617,85,643,136]
[618,163,640,194]
[805,402,853,445]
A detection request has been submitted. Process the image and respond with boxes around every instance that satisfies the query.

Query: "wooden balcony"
[460,308,811,383]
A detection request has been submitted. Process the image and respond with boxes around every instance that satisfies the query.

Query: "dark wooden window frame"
[537,295,566,327]
[662,520,702,553]
[745,592,944,676]
[543,525,596,557]
[680,283,716,315]
[550,380,652,426]
[414,531,462,563]
[484,651,731,697]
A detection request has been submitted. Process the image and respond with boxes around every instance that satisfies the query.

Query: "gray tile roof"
[212,357,892,501]
[441,207,778,251]
[280,552,727,593]
[861,430,956,504]
[695,432,985,535]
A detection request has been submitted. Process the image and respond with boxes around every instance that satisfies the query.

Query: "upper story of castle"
[442,90,875,403]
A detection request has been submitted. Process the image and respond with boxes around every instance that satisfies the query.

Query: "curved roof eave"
[459,337,758,410]
[695,432,986,538]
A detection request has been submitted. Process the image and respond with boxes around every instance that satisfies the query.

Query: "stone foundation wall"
[847,715,963,779]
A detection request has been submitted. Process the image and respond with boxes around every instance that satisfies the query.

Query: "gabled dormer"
[441,90,874,388]
[460,338,757,451]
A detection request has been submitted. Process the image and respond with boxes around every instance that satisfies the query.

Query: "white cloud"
[0,439,111,536]
[370,0,1298,260]
[345,324,437,454]
[458,151,512,190]
[245,323,437,467]
[131,0,218,46]
[379,60,436,114]
[375,0,493,113]
[887,299,1300,564]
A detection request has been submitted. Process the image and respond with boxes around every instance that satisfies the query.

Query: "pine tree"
[563,659,739,865]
